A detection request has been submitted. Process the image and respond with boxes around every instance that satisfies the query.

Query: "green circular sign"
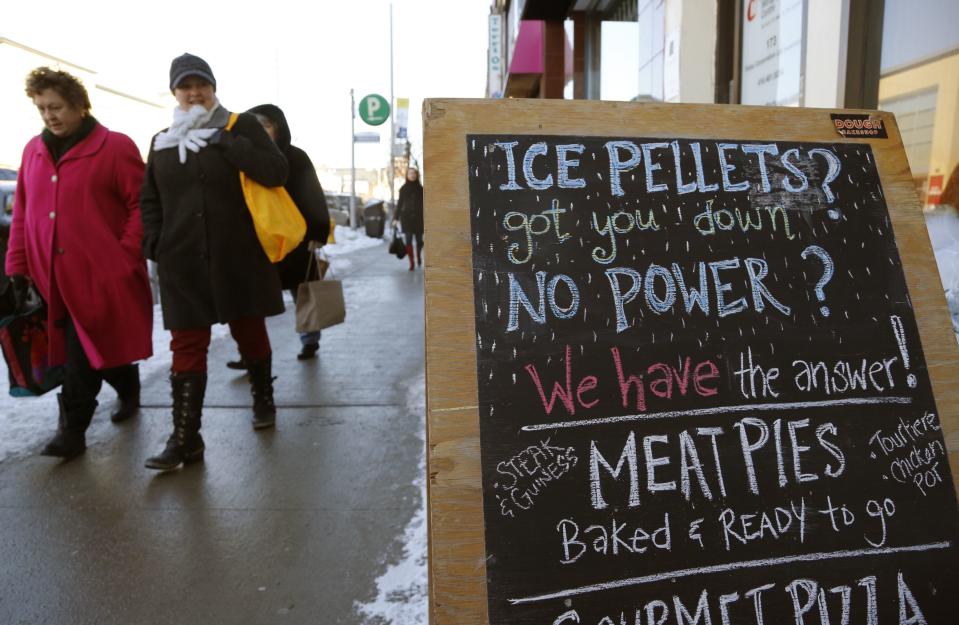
[359,94,390,126]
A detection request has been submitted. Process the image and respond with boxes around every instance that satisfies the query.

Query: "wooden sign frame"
[423,98,959,625]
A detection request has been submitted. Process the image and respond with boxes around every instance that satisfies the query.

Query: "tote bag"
[225,113,306,262]
[295,246,346,333]
[0,287,64,396]
[388,227,406,259]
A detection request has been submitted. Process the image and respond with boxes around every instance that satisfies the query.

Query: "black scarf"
[41,116,98,164]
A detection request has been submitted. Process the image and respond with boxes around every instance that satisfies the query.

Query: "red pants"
[171,317,271,373]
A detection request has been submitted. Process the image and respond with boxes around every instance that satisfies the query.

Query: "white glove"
[177,128,219,164]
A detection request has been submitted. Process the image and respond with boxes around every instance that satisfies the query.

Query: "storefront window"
[740,0,805,106]
[879,88,937,202]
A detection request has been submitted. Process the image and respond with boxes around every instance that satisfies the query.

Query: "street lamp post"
[350,88,356,229]
[389,2,395,220]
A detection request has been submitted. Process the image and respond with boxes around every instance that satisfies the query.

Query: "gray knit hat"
[169,53,216,91]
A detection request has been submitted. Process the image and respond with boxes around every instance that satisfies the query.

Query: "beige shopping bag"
[295,246,345,333]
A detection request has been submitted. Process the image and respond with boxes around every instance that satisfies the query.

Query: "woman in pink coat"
[5,67,153,460]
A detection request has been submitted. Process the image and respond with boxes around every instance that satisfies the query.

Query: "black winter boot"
[110,364,141,423]
[247,357,276,430]
[40,393,95,460]
[226,358,249,371]
[145,372,207,471]
[296,343,319,360]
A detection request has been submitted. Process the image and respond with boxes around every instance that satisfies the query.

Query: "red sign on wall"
[928,174,944,206]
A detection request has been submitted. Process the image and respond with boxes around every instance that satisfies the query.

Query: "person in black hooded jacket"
[395,167,424,270]
[224,104,330,365]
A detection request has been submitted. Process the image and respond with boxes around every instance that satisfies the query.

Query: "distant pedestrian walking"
[5,67,152,460]
[140,53,289,471]
[223,103,330,365]
[395,168,424,271]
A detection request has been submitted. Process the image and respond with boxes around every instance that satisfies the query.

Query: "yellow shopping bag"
[226,113,306,262]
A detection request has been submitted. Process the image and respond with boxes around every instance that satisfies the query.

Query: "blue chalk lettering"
[523,142,554,191]
[717,143,750,192]
[742,144,779,193]
[671,141,698,194]
[672,262,711,315]
[548,274,581,319]
[605,268,642,333]
[507,271,547,331]
[644,264,677,313]
[709,258,748,317]
[809,148,842,204]
[557,144,587,189]
[745,258,791,316]
[781,148,809,192]
[605,141,642,197]
[692,143,719,193]
[642,142,670,193]
[494,141,523,191]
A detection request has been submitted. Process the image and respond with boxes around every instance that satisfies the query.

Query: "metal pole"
[350,88,356,229]
[389,2,395,219]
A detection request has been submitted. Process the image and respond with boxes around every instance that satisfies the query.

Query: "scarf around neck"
[153,101,227,163]
[42,115,98,164]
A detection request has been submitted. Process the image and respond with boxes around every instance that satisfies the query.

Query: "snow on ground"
[355,370,427,625]
[0,387,59,463]
[320,226,386,276]
[0,229,383,463]
[326,225,387,256]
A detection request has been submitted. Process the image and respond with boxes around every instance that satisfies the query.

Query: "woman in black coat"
[396,168,424,270]
[244,103,329,361]
[140,53,289,471]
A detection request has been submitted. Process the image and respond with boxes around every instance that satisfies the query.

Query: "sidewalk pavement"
[0,242,427,625]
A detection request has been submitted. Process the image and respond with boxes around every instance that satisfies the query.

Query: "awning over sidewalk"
[504,20,573,98]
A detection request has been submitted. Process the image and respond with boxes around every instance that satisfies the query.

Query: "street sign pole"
[356,91,391,230]
[389,2,396,221]
[350,88,356,229]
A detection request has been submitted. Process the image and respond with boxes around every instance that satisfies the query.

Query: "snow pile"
[355,371,427,625]
[925,210,959,341]
[325,225,385,256]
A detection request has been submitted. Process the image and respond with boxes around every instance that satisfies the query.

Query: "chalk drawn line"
[520,396,913,432]
[507,541,952,605]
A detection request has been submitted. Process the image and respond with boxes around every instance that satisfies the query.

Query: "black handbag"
[389,228,406,259]
[0,285,64,397]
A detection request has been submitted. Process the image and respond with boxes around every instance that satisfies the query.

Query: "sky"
[2,0,491,170]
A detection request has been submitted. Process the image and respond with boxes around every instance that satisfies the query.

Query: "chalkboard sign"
[461,133,959,624]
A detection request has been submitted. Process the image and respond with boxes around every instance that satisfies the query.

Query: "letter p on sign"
[360,93,390,126]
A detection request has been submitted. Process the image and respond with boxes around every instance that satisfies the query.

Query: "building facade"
[486,0,959,211]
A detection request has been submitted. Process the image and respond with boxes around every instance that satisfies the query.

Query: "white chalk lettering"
[590,432,640,509]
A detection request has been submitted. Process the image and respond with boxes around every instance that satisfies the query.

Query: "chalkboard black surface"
[466,134,959,625]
